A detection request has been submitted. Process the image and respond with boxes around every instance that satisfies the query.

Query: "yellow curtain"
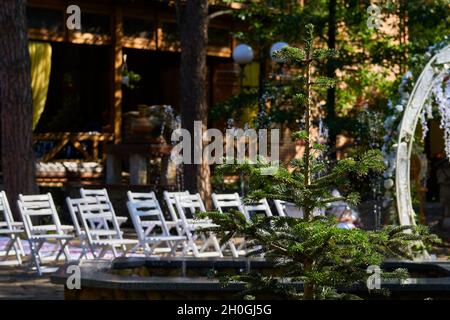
[29,42,52,130]
[243,62,259,87]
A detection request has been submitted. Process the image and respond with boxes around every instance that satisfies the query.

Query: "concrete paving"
[0,266,63,300]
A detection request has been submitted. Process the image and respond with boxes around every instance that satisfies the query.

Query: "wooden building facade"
[27,0,240,186]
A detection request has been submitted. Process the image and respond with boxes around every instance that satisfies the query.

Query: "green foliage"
[272,46,305,63]
[201,212,439,299]
[223,0,305,46]
[210,88,258,122]
[213,0,450,142]
[121,70,142,90]
[203,24,440,299]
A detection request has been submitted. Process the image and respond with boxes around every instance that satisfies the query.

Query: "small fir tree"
[203,24,439,300]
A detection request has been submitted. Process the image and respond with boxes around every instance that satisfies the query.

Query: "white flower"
[395,105,404,112]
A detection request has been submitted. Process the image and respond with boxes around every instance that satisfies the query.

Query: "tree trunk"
[325,0,337,160]
[176,0,212,207]
[0,0,38,218]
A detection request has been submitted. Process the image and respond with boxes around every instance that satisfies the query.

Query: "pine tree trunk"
[325,0,337,160]
[176,0,212,207]
[0,0,37,218]
[303,279,314,300]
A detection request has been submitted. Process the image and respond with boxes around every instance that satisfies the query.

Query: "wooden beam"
[112,5,123,144]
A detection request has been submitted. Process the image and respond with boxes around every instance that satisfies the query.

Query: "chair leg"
[55,240,71,262]
[120,245,132,257]
[224,240,239,258]
[199,235,211,252]
[169,240,179,256]
[211,235,224,258]
[12,238,22,265]
[89,244,98,259]
[63,241,71,261]
[184,231,200,257]
[191,240,200,257]
[28,241,42,276]
[17,237,25,256]
[181,241,189,256]
[78,246,87,261]
[111,245,118,258]
[1,238,14,261]
[98,247,109,258]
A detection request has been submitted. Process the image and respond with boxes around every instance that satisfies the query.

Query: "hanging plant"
[121,70,142,90]
[121,54,142,90]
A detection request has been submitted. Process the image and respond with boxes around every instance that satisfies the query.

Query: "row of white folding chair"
[13,188,133,274]
[126,191,186,256]
[0,191,24,266]
[127,191,222,257]
[17,193,75,275]
[129,191,239,258]
[212,194,312,219]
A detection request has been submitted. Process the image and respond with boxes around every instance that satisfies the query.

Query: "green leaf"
[292,130,308,141]
[312,76,338,89]
[272,46,306,63]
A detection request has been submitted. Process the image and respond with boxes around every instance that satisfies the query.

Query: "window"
[80,13,110,36]
[124,18,155,39]
[27,7,63,32]
[161,22,179,46]
[209,28,230,48]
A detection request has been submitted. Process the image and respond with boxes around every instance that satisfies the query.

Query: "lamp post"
[232,44,254,89]
[232,44,254,196]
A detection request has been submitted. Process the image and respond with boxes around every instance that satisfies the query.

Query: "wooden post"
[112,6,123,144]
[106,153,122,184]
[106,6,124,184]
[129,154,147,185]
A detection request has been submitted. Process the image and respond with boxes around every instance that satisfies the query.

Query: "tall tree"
[325,0,337,159]
[175,0,212,206]
[0,0,37,217]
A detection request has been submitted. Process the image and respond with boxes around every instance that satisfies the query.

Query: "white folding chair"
[128,191,179,235]
[273,199,305,218]
[174,193,223,258]
[163,191,190,221]
[66,196,117,260]
[163,191,190,235]
[80,188,128,227]
[274,199,325,218]
[18,193,74,275]
[0,191,23,266]
[127,195,187,256]
[76,200,137,259]
[244,198,273,218]
[211,193,249,257]
[212,193,248,217]
[273,200,287,217]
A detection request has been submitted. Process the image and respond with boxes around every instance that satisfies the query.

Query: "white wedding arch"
[396,44,450,226]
